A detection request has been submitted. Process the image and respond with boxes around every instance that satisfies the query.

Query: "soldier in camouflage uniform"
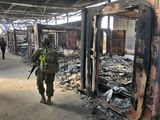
[31,38,59,105]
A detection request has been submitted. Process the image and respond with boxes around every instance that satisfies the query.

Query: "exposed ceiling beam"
[0,13,56,20]
[6,4,15,11]
[0,5,5,12]
[0,13,52,19]
[0,1,80,10]
[0,10,63,19]
[5,10,61,16]
[0,15,54,20]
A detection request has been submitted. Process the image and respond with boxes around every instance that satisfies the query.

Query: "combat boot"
[46,96,53,105]
[40,94,46,104]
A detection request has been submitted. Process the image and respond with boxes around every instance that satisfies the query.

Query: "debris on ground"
[56,54,133,120]
[95,55,132,120]
[56,55,81,92]
[99,55,133,85]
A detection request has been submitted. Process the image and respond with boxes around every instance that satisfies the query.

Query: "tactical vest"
[39,47,59,74]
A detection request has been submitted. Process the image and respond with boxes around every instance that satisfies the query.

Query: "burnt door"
[110,30,126,56]
[67,30,77,49]
[58,32,67,48]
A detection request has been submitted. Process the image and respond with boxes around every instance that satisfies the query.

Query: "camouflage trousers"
[36,68,55,97]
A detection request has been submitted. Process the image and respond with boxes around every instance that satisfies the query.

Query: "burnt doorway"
[81,1,156,119]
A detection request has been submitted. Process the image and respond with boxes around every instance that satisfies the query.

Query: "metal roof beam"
[0,15,54,20]
[4,10,61,16]
[0,1,80,10]
[0,11,63,18]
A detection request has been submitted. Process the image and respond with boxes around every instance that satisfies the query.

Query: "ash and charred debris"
[94,55,133,120]
[83,93,130,120]
[82,96,129,120]
[56,55,81,91]
[112,97,131,109]
[56,55,133,92]
[91,106,127,120]
[56,54,133,120]
[99,55,133,85]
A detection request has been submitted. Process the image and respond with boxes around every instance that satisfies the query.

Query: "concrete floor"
[0,51,91,120]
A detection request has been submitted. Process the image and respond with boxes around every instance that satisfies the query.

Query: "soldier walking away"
[31,38,59,105]
[0,37,7,59]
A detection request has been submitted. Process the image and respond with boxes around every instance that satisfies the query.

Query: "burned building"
[0,0,160,120]
[80,0,160,119]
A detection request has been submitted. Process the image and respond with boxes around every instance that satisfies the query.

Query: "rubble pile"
[94,55,133,120]
[56,54,133,120]
[81,96,128,120]
[100,55,133,84]
[56,55,81,91]
[91,106,126,120]
[112,97,131,109]
[89,90,131,119]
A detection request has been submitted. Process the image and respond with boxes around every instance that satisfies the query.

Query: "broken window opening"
[101,16,114,30]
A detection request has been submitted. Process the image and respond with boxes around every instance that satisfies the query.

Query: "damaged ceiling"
[0,0,106,20]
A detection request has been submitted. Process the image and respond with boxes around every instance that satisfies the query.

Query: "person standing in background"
[0,37,7,59]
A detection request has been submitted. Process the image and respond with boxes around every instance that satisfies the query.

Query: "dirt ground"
[0,51,92,120]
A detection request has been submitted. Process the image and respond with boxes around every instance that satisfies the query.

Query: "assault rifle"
[27,65,36,79]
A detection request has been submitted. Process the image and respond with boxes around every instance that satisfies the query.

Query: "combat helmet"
[42,38,50,47]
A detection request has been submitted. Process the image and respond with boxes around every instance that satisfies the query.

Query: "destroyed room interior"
[0,0,160,120]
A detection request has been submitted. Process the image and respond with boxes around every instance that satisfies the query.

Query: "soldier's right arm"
[31,49,42,63]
